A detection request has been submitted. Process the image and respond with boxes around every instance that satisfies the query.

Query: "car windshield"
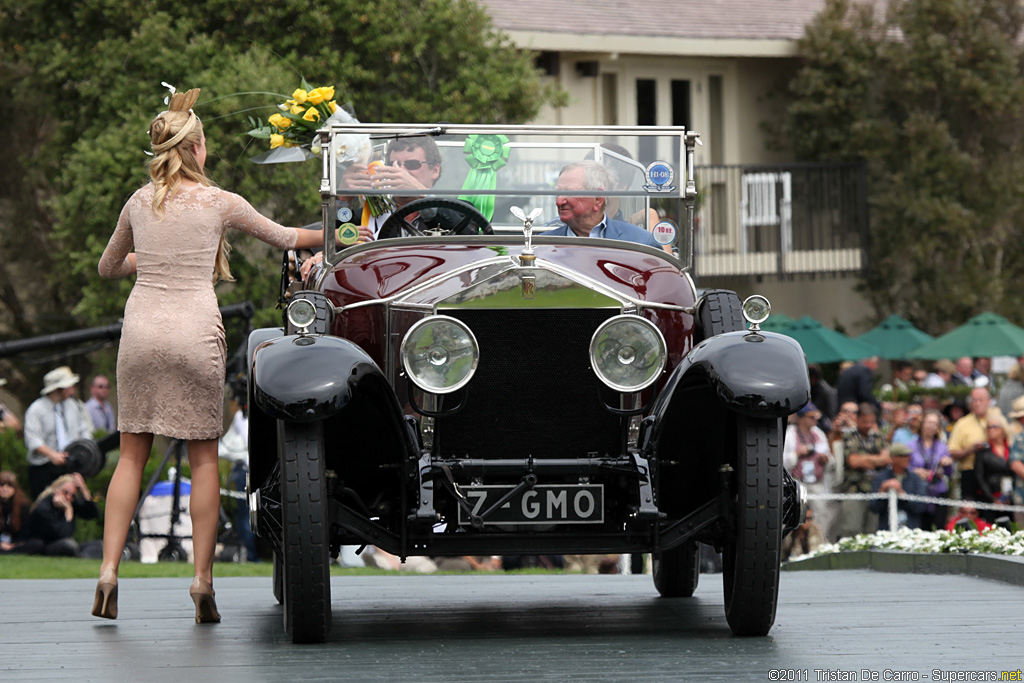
[320,124,695,250]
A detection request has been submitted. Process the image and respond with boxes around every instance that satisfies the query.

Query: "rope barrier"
[806,488,1024,533]
[806,490,1024,513]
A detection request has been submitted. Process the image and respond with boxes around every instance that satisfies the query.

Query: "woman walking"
[95,87,323,621]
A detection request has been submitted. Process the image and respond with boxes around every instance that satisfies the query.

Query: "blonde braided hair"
[147,87,234,282]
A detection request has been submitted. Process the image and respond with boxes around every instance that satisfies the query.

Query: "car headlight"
[401,315,480,394]
[590,315,667,392]
[742,295,771,326]
[286,299,318,332]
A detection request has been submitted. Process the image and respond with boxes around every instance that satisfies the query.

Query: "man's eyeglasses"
[391,159,432,171]
[95,384,109,389]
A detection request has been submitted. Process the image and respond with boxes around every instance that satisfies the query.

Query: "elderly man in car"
[544,161,662,247]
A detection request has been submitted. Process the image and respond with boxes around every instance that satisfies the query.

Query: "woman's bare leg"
[99,432,155,578]
[187,438,221,584]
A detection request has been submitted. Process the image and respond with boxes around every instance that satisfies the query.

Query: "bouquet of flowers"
[247,79,339,154]
[246,80,394,216]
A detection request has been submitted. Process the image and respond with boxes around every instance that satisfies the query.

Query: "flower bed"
[804,526,1024,559]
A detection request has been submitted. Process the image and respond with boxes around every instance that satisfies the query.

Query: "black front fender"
[655,330,810,420]
[251,334,381,422]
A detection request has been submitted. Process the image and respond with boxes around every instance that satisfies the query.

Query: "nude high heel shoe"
[92,571,118,619]
[189,577,221,624]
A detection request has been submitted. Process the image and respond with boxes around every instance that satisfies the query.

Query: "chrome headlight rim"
[589,314,667,393]
[286,298,318,333]
[742,295,772,326]
[400,314,480,395]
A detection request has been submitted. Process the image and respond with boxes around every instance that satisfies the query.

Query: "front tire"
[279,420,332,643]
[722,416,784,636]
[653,541,700,597]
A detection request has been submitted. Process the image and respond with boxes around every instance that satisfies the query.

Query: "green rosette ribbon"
[458,134,510,221]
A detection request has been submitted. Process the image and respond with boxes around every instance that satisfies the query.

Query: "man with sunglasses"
[353,137,444,239]
[303,137,444,279]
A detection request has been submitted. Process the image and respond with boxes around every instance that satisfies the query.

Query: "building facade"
[479,0,875,331]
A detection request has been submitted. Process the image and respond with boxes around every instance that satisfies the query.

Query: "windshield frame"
[319,123,699,270]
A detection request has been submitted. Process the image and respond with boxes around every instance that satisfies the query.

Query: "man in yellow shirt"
[947,387,997,502]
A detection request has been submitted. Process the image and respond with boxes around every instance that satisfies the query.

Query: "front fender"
[656,330,810,420]
[251,334,381,422]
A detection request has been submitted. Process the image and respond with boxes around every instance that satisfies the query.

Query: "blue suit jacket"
[543,218,662,248]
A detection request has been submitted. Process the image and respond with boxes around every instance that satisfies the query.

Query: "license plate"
[457,484,604,526]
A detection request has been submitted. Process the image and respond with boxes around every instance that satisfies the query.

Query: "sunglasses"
[391,159,432,170]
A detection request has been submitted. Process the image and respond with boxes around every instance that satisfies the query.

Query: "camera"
[63,439,106,478]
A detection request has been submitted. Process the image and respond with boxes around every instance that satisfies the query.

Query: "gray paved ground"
[2,570,1022,682]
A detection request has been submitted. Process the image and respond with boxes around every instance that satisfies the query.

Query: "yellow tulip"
[290,104,305,115]
[292,89,308,104]
[302,107,320,122]
[268,113,291,130]
[270,134,284,149]
[307,86,335,105]
[328,101,337,113]
[307,88,326,105]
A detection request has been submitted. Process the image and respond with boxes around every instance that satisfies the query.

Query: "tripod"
[132,438,191,561]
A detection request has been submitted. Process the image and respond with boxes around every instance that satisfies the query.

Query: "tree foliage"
[0,0,563,393]
[776,0,1024,333]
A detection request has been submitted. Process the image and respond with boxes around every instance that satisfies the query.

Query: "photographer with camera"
[27,473,98,556]
[23,367,95,498]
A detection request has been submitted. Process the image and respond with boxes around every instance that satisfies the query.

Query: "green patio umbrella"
[907,312,1024,360]
[780,316,881,364]
[855,314,935,360]
[760,312,796,332]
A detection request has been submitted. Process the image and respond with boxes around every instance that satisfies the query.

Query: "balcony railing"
[693,162,869,279]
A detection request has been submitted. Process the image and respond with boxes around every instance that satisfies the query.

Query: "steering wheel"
[377,198,493,239]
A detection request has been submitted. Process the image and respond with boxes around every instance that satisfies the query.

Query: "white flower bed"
[801,526,1024,559]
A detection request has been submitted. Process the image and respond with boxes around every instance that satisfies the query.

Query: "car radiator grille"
[438,308,623,460]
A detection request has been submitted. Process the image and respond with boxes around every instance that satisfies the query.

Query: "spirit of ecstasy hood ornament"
[510,206,543,265]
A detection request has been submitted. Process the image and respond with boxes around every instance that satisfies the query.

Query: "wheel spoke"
[401,218,423,236]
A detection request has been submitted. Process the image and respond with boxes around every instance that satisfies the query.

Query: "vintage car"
[246,123,810,643]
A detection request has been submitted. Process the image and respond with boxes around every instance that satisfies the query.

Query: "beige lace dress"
[99,184,298,439]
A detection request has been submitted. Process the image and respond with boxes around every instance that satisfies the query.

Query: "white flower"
[803,527,1024,559]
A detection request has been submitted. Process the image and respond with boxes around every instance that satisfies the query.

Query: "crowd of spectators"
[6,354,1024,571]
[0,368,115,557]
[785,355,1024,554]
